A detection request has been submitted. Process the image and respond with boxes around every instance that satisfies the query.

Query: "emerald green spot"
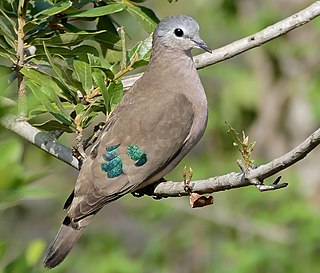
[106,144,120,152]
[135,153,147,166]
[101,145,123,178]
[103,150,117,161]
[107,161,123,178]
[127,145,147,167]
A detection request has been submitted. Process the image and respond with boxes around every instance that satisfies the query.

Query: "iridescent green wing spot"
[101,144,123,178]
[127,145,147,167]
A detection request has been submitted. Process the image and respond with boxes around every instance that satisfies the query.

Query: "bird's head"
[154,15,211,53]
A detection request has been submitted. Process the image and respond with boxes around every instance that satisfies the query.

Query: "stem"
[16,0,29,118]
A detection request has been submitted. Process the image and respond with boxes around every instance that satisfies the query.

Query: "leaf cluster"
[0,0,157,134]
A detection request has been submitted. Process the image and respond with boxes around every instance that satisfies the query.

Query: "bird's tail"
[43,224,84,269]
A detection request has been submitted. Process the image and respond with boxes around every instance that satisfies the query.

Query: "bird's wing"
[68,92,194,221]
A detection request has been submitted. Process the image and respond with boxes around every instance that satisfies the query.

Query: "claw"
[256,176,288,192]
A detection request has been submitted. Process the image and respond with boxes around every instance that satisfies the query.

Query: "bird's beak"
[192,38,212,53]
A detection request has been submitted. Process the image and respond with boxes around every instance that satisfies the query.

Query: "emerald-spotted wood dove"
[43,15,211,268]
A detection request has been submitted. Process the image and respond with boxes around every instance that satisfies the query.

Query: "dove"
[43,15,211,268]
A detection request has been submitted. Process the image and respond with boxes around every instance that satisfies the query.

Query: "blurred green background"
[1,0,320,273]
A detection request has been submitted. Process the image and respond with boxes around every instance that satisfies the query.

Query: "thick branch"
[0,115,79,169]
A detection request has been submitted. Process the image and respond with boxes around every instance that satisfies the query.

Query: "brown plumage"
[43,15,211,268]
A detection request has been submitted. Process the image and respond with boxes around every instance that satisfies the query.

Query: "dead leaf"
[189,193,214,208]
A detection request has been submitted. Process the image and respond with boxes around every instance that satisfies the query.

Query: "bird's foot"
[237,160,288,192]
[72,147,86,168]
[183,166,214,208]
[131,178,167,199]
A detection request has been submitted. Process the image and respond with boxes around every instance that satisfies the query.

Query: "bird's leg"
[237,160,288,192]
[72,147,85,169]
[82,122,105,150]
[131,178,167,199]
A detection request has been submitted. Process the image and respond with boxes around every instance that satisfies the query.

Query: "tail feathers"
[43,224,84,269]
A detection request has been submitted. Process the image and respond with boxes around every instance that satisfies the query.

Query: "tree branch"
[0,114,79,169]
[147,128,320,198]
[1,1,320,197]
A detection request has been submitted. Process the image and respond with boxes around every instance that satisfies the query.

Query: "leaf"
[0,15,16,48]
[25,240,46,266]
[32,120,74,133]
[33,1,72,18]
[32,30,106,46]
[127,36,152,67]
[43,43,65,84]
[73,45,99,57]
[73,59,93,93]
[189,193,214,208]
[65,3,126,18]
[25,80,72,125]
[21,65,77,102]
[95,15,121,52]
[92,69,109,112]
[108,80,123,111]
[125,4,159,33]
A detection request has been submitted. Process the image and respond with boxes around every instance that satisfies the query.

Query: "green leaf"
[125,5,159,33]
[0,15,16,48]
[73,45,99,57]
[25,80,72,125]
[33,1,72,18]
[21,65,77,102]
[65,3,126,18]
[43,43,65,84]
[108,80,123,111]
[127,36,152,66]
[88,53,114,79]
[25,240,46,266]
[92,69,109,112]
[73,59,93,93]
[95,15,121,52]
[32,120,74,133]
[0,47,16,60]
[32,30,106,46]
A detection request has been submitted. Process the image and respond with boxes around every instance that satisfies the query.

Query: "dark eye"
[174,28,184,37]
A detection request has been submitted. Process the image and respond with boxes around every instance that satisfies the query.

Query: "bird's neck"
[146,42,196,78]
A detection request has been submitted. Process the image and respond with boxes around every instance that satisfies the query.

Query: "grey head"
[154,15,211,53]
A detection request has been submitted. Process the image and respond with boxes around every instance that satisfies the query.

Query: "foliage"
[0,0,157,134]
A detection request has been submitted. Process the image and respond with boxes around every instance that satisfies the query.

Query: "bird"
[43,15,211,268]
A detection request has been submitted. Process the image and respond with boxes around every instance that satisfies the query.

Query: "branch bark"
[148,128,320,198]
[1,1,320,197]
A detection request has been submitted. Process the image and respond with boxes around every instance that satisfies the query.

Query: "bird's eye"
[174,28,184,37]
